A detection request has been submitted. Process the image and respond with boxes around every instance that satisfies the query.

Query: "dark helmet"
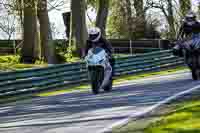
[88,27,101,42]
[185,11,197,22]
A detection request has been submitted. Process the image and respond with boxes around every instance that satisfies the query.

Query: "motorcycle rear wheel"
[192,69,198,80]
[103,77,112,92]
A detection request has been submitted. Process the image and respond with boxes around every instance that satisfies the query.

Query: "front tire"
[91,73,99,94]
[89,66,104,94]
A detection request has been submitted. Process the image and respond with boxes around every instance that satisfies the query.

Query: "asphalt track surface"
[0,71,199,133]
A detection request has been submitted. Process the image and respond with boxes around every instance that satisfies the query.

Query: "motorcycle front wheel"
[88,66,104,94]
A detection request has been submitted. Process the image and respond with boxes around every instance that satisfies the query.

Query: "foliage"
[52,40,80,63]
[145,15,161,39]
[0,0,195,65]
[86,0,97,8]
[0,55,20,63]
[145,0,189,39]
[107,1,130,39]
[0,55,47,71]
[0,63,47,71]
[0,51,81,71]
[54,40,68,53]
[107,0,161,39]
[0,54,48,64]
[179,0,191,18]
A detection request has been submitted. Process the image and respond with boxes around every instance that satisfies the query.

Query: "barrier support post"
[130,40,133,55]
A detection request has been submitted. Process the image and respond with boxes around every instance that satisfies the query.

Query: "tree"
[87,0,96,7]
[0,13,16,41]
[198,2,200,18]
[62,12,71,39]
[167,0,176,38]
[107,0,148,39]
[179,0,191,18]
[146,0,176,39]
[107,1,130,39]
[124,0,134,39]
[69,0,88,57]
[145,15,161,39]
[37,0,57,64]
[0,0,23,47]
[0,0,65,63]
[96,0,109,36]
[21,0,39,63]
[133,0,146,39]
[86,0,109,37]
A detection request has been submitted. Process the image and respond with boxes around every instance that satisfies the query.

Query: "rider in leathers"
[173,11,200,80]
[177,12,200,39]
[85,27,115,89]
[173,11,200,56]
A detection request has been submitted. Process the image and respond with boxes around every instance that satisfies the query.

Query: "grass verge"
[112,90,200,133]
[144,95,200,133]
[0,63,47,71]
[0,55,48,71]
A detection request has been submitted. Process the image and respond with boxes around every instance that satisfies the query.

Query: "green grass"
[112,94,200,133]
[114,66,187,82]
[114,54,133,58]
[0,63,48,71]
[0,55,19,63]
[37,84,90,97]
[0,55,48,71]
[144,99,200,133]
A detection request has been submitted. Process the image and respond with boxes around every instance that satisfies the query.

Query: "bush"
[0,55,20,63]
[54,40,68,54]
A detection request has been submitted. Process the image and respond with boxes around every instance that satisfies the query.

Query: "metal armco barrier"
[0,50,184,98]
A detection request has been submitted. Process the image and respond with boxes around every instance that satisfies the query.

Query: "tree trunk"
[17,0,24,29]
[166,0,176,39]
[62,12,71,39]
[134,0,146,39]
[70,0,88,57]
[21,0,38,63]
[96,0,109,37]
[35,22,41,60]
[38,0,57,64]
[198,2,200,18]
[179,0,191,17]
[123,0,134,39]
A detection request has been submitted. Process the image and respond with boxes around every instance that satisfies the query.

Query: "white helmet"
[88,27,101,42]
[185,11,197,21]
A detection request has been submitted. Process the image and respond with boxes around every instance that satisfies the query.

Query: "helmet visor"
[186,17,195,22]
[89,33,99,41]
